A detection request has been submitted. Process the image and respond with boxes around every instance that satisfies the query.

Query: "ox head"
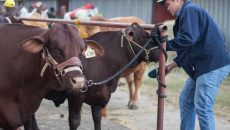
[20,23,104,91]
[124,23,159,63]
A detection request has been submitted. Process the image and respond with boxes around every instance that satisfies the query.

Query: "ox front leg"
[91,106,102,130]
[23,117,32,130]
[31,115,40,130]
[67,96,83,130]
[129,64,146,110]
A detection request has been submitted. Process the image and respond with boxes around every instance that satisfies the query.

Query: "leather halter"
[121,28,158,63]
[40,47,83,84]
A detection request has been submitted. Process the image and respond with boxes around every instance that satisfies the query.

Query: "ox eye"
[51,46,60,53]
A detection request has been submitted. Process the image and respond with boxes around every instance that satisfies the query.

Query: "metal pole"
[17,17,166,30]
[157,25,167,130]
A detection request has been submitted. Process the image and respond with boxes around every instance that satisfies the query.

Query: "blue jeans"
[179,64,230,130]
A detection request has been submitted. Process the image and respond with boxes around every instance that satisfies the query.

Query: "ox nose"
[71,76,86,89]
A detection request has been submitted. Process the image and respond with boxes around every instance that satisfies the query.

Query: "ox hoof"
[118,82,126,86]
[128,102,138,110]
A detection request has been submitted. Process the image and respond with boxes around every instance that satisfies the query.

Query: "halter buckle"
[61,70,66,77]
[88,80,93,87]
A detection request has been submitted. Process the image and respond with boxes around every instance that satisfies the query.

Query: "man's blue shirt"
[166,0,230,80]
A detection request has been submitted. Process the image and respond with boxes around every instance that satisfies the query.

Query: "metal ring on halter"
[80,86,88,92]
[88,80,93,87]
[61,70,66,77]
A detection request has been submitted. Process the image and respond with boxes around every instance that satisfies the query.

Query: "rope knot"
[75,19,88,38]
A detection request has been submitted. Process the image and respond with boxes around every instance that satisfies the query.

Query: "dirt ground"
[107,79,230,130]
[19,79,230,130]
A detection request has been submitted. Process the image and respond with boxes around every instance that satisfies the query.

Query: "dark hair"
[172,0,186,2]
[50,7,54,12]
[19,2,24,5]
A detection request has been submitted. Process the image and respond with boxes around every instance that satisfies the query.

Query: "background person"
[60,5,71,20]
[3,0,20,17]
[19,1,28,17]
[0,2,6,15]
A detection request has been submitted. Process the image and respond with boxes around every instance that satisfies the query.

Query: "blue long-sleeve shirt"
[167,0,230,80]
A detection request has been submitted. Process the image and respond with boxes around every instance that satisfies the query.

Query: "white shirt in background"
[41,9,48,19]
[63,12,71,20]
[20,7,28,17]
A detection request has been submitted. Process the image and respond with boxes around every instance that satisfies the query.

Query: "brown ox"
[0,23,103,130]
[31,23,159,130]
[82,16,149,118]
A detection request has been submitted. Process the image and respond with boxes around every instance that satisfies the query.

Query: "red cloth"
[70,4,93,19]
[32,3,37,7]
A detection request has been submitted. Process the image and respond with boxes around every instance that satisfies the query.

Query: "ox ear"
[125,29,134,42]
[83,40,104,58]
[20,36,46,53]
[20,30,49,53]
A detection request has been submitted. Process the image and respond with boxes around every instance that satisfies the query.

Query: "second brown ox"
[82,16,150,118]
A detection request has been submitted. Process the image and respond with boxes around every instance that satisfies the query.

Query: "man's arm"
[165,61,178,76]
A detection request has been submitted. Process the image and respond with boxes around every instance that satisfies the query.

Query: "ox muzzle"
[40,47,86,89]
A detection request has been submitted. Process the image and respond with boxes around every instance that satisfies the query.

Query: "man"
[3,0,20,17]
[156,0,230,130]
[41,4,48,19]
[47,7,54,18]
[0,2,6,15]
[19,2,28,17]
[60,5,71,20]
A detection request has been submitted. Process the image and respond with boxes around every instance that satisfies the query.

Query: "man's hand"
[149,23,163,39]
[165,61,178,76]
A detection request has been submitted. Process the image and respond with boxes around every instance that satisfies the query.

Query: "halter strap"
[121,28,158,63]
[40,47,83,85]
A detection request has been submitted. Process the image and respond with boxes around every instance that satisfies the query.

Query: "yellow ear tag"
[85,45,96,58]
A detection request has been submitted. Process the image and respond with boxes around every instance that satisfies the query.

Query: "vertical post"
[156,25,167,130]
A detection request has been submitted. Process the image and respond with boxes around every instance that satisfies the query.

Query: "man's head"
[157,0,185,16]
[4,0,15,8]
[19,2,24,9]
[60,6,66,16]
[50,7,54,13]
[42,4,47,11]
[36,2,42,13]
[28,5,33,12]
